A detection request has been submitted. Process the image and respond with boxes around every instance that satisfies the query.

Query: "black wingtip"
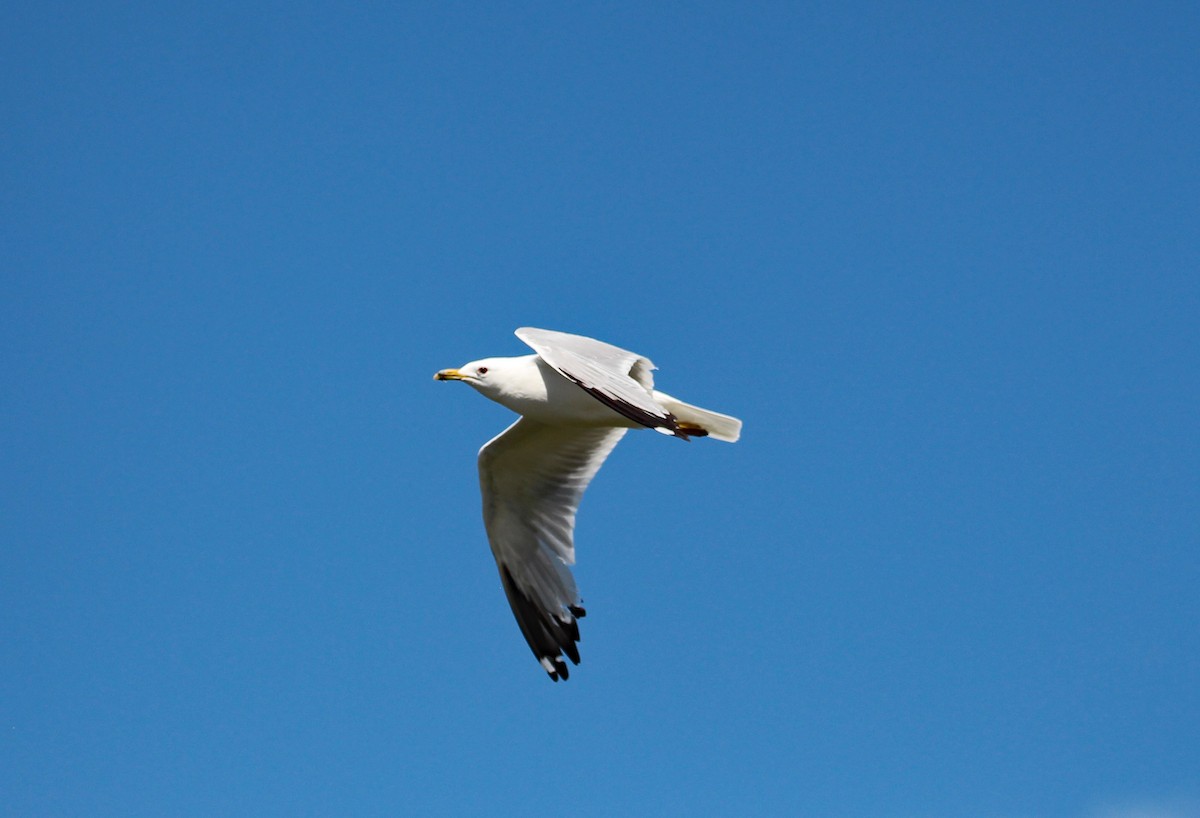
[499,564,585,682]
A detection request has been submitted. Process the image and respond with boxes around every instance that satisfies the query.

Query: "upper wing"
[516,327,682,435]
[478,417,627,681]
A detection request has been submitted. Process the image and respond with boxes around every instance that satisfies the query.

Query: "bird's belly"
[501,364,640,427]
[508,388,635,426]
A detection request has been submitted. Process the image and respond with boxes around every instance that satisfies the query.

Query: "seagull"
[435,327,742,681]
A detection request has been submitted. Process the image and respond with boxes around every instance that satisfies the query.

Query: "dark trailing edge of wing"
[499,564,583,682]
[557,371,702,439]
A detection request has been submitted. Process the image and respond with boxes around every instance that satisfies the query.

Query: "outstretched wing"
[516,327,682,436]
[478,417,627,681]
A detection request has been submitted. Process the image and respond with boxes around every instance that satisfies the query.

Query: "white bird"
[435,327,742,681]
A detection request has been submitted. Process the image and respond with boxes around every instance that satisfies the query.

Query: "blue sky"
[2,2,1197,816]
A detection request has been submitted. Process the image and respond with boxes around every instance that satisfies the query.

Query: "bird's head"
[434,357,507,396]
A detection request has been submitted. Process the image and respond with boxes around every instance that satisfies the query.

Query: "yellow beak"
[434,368,464,381]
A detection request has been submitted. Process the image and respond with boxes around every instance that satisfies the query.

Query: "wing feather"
[478,417,627,680]
[516,327,682,435]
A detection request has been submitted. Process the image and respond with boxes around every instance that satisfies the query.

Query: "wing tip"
[540,655,568,681]
[499,564,585,682]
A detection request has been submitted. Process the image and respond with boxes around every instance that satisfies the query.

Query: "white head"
[433,356,527,399]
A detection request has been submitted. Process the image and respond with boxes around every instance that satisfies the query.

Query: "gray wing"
[516,327,681,435]
[478,416,627,681]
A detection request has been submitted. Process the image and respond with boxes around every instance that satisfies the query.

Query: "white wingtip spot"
[653,426,674,436]
[539,657,557,674]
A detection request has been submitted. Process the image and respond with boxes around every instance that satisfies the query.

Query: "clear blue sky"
[3,2,1197,816]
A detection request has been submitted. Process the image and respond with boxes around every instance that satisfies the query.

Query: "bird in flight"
[435,327,742,681]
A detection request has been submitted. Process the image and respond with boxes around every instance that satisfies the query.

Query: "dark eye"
[476,366,488,375]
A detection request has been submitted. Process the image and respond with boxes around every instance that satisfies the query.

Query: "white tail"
[653,391,742,442]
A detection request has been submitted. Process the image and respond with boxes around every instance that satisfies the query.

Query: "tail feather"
[653,391,741,442]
